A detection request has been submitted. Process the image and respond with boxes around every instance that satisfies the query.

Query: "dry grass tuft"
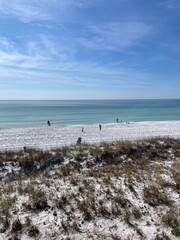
[143,184,172,206]
[162,210,180,237]
[171,161,180,190]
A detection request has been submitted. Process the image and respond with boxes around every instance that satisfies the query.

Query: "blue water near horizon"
[0,99,180,128]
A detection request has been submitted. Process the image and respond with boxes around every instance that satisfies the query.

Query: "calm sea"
[0,99,179,128]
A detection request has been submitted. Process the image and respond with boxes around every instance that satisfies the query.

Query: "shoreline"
[0,120,180,151]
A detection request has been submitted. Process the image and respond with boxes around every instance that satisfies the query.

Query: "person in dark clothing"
[47,120,51,126]
[99,124,102,131]
[116,118,118,123]
[77,137,82,144]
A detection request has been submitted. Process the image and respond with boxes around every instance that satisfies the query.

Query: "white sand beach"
[0,121,180,151]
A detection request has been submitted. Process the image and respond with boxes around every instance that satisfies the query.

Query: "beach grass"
[0,137,180,239]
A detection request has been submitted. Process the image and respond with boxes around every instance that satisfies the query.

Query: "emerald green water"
[0,99,179,128]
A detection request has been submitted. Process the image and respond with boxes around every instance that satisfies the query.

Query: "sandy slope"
[0,121,180,151]
[0,131,180,239]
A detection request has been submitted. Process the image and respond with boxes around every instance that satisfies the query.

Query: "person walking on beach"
[47,120,51,126]
[99,124,102,131]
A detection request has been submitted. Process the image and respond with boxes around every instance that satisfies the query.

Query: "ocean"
[0,99,179,128]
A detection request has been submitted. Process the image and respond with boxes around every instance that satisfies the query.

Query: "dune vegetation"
[0,137,180,240]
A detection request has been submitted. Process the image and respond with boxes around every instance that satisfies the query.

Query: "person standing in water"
[47,120,51,126]
[99,124,102,131]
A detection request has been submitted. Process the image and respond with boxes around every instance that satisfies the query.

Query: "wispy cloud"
[0,38,50,69]
[162,0,180,9]
[0,35,170,99]
[0,34,155,91]
[0,36,76,69]
[0,0,101,22]
[0,0,179,99]
[0,0,51,22]
[0,37,15,52]
[78,22,152,51]
[0,53,153,90]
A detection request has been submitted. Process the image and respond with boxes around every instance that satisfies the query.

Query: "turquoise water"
[0,99,179,128]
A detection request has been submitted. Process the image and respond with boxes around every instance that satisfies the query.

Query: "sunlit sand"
[0,121,180,151]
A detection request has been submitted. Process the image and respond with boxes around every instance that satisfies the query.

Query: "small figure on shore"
[116,118,118,123]
[82,127,84,132]
[99,124,102,131]
[77,137,82,144]
[47,120,51,126]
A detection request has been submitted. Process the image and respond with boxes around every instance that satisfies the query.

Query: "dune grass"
[0,137,179,239]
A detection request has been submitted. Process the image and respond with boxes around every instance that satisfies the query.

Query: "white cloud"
[0,32,153,91]
[0,0,51,22]
[0,37,15,52]
[0,0,101,22]
[0,36,76,70]
[78,22,152,51]
[0,48,152,89]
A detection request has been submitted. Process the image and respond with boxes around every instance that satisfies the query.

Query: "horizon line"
[0,98,179,101]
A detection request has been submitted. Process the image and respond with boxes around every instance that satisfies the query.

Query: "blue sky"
[0,0,180,100]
